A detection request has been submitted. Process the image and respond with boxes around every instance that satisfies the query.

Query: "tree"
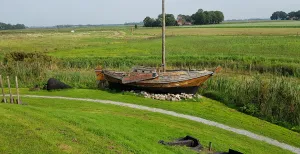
[288,11,296,19]
[191,9,224,25]
[214,11,224,24]
[270,11,287,20]
[144,14,177,27]
[204,11,211,24]
[279,11,287,20]
[209,11,217,24]
[0,22,26,30]
[296,10,300,19]
[144,9,224,26]
[143,16,155,27]
[158,14,177,26]
[192,10,205,25]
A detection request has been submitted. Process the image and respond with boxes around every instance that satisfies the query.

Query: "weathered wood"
[122,72,157,84]
[15,76,21,105]
[96,67,219,94]
[7,76,13,103]
[0,75,6,103]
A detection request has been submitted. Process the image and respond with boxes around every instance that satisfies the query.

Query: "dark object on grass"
[215,149,243,154]
[45,78,72,91]
[159,135,203,151]
[228,149,243,154]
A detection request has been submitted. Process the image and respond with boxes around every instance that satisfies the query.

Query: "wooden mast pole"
[162,0,166,72]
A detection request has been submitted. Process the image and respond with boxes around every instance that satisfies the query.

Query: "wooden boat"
[94,0,220,94]
[95,66,221,94]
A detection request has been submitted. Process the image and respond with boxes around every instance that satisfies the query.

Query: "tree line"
[270,10,300,20]
[143,9,224,27]
[0,22,26,30]
[143,14,177,27]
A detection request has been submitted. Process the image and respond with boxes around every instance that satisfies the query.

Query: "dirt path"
[19,95,300,153]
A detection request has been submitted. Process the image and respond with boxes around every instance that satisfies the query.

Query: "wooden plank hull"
[95,66,220,94]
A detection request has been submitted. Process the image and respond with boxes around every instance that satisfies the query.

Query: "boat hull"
[95,67,220,94]
[103,73,212,94]
[108,82,200,94]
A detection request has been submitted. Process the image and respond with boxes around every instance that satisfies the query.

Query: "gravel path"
[19,95,300,153]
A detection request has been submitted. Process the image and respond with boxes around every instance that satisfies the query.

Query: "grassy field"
[195,20,300,28]
[0,94,296,154]
[0,21,299,134]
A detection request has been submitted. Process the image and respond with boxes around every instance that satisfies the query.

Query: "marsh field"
[1,20,300,132]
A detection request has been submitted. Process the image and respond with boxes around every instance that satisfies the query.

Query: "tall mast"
[162,0,166,72]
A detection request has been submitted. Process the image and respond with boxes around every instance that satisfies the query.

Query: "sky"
[1,0,300,26]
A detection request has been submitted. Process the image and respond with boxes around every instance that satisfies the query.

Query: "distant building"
[177,15,192,26]
[177,16,184,26]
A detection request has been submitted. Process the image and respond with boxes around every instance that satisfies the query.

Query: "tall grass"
[200,75,300,131]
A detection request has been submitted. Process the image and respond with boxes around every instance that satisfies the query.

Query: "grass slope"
[6,89,300,149]
[0,97,293,154]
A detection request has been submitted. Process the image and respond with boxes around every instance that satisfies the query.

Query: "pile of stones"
[128,91,202,101]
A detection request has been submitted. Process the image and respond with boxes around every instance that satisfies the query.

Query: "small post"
[7,76,13,104]
[0,75,6,103]
[209,142,212,151]
[15,76,21,105]
[249,63,252,74]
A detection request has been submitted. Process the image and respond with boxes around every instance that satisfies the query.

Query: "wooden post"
[162,0,166,72]
[7,76,13,104]
[209,142,212,151]
[15,76,21,105]
[0,75,6,103]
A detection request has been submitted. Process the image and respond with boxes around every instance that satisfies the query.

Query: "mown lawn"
[0,97,294,154]
[3,88,298,149]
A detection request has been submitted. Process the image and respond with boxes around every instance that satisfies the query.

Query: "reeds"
[199,75,300,129]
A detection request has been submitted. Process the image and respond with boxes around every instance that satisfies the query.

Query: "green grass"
[192,20,300,28]
[4,88,298,149]
[0,97,294,154]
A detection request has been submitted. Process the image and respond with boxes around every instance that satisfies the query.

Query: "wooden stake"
[209,142,212,151]
[0,75,6,103]
[7,76,13,104]
[15,76,21,105]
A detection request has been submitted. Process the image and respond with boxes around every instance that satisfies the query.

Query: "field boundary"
[13,95,300,153]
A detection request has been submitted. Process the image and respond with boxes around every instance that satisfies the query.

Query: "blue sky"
[1,0,299,26]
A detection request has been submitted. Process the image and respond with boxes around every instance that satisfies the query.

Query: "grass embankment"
[0,96,295,154]
[3,88,298,149]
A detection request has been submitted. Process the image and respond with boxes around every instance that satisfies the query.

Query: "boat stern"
[95,66,105,81]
